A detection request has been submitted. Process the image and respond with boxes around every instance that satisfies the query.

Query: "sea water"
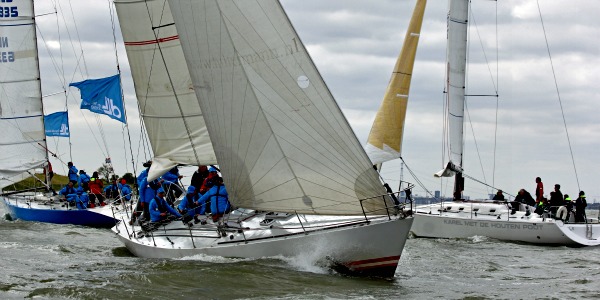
[1,204,599,299]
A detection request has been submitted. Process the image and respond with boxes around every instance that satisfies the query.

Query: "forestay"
[0,1,47,190]
[168,0,392,215]
[114,0,217,180]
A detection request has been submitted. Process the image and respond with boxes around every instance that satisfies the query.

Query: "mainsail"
[0,1,47,190]
[114,0,217,180]
[365,0,427,165]
[168,0,392,215]
[435,0,468,179]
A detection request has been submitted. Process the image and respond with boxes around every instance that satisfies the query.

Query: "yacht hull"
[113,211,413,278]
[412,202,600,246]
[3,196,120,228]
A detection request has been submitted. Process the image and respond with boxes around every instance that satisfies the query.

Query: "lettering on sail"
[0,36,14,63]
[443,219,543,231]
[199,45,300,69]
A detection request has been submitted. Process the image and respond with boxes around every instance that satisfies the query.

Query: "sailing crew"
[574,191,587,223]
[564,194,573,221]
[178,186,202,222]
[79,170,91,191]
[104,179,120,199]
[75,187,90,209]
[191,165,209,191]
[514,189,535,207]
[139,163,161,221]
[492,190,505,201]
[535,177,544,205]
[88,171,105,207]
[198,176,230,222]
[200,167,219,194]
[549,184,564,216]
[67,162,79,185]
[59,182,79,207]
[149,187,182,223]
[118,178,132,202]
[161,166,184,205]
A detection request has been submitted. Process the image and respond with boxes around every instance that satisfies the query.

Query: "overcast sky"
[33,0,600,201]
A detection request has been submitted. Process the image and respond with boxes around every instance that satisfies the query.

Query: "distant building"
[434,190,440,199]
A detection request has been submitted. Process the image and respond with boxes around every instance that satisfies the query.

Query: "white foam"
[177,253,256,264]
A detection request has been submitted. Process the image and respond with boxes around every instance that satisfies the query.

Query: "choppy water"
[1,204,599,299]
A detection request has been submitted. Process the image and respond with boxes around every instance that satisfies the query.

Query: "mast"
[31,0,52,187]
[435,0,468,200]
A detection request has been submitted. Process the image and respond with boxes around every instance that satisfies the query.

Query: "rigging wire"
[107,0,138,178]
[536,0,580,191]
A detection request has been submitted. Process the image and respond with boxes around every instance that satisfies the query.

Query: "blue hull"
[3,199,118,228]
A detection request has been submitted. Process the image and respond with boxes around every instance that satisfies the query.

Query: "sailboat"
[407,0,600,246]
[0,1,126,228]
[111,0,414,277]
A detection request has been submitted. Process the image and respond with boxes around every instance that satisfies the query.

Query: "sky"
[31,0,600,201]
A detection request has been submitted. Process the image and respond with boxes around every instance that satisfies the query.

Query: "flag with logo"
[69,74,126,124]
[44,111,70,137]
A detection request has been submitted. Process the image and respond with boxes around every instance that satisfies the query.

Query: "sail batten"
[168,0,391,215]
[366,0,427,165]
[0,1,47,190]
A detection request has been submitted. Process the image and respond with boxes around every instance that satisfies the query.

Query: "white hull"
[412,202,600,246]
[113,209,413,277]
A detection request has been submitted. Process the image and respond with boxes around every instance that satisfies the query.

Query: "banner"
[69,74,126,124]
[44,111,70,137]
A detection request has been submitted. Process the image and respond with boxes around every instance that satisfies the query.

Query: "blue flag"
[69,74,126,124]
[44,111,70,137]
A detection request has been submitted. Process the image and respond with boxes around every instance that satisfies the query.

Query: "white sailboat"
[111,0,414,277]
[0,1,127,228]
[409,0,600,246]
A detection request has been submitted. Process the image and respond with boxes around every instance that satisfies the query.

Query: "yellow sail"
[366,0,426,165]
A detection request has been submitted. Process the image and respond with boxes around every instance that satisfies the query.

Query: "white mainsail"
[366,0,427,165]
[0,1,47,190]
[114,0,217,180]
[435,0,468,178]
[168,0,392,215]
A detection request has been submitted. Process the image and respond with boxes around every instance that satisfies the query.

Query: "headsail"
[366,0,427,165]
[0,1,47,190]
[114,0,217,180]
[435,0,468,179]
[168,0,392,215]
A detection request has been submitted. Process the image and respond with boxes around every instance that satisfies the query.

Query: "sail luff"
[366,0,427,165]
[168,0,393,215]
[0,0,48,190]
